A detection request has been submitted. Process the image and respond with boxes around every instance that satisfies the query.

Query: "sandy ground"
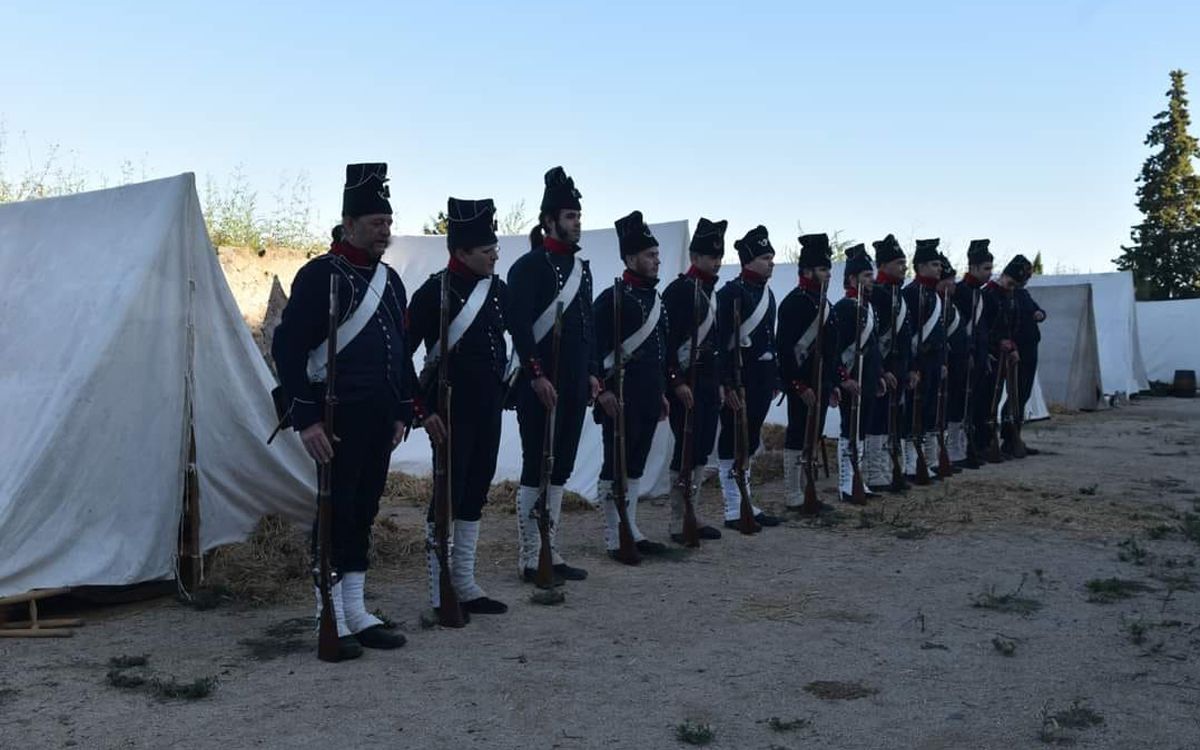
[3,399,1200,750]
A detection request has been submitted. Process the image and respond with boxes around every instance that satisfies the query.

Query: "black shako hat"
[446,197,498,250]
[734,225,774,265]
[1003,254,1033,284]
[689,218,727,258]
[938,253,957,280]
[342,163,392,218]
[615,210,658,258]
[872,233,905,265]
[540,166,582,213]
[844,243,874,283]
[967,238,993,265]
[913,238,941,266]
[797,233,832,270]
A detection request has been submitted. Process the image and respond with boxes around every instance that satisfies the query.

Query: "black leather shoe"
[353,626,405,650]
[336,634,364,660]
[553,563,588,581]
[1024,446,1041,456]
[521,567,564,587]
[606,550,641,566]
[754,512,781,527]
[840,492,868,506]
[722,519,739,529]
[698,525,722,539]
[462,597,508,615]
[432,607,470,627]
[635,539,668,555]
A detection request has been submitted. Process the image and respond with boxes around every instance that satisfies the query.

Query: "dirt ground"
[3,399,1200,750]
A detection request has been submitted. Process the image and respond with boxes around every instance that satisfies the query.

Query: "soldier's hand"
[588,375,602,402]
[723,389,744,412]
[531,376,557,410]
[597,390,620,419]
[674,383,694,410]
[941,364,949,379]
[660,395,670,421]
[800,388,816,409]
[884,372,898,392]
[423,415,447,445]
[907,371,921,390]
[877,377,888,397]
[1034,310,1046,322]
[1010,350,1021,364]
[841,379,861,398]
[300,423,335,464]
[392,420,408,448]
[829,388,841,408]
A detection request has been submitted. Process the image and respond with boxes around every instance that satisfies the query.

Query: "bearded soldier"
[956,239,995,465]
[864,234,913,493]
[408,197,509,618]
[662,219,727,543]
[508,167,597,584]
[593,211,671,560]
[716,226,782,529]
[831,245,884,502]
[902,239,946,481]
[776,233,837,513]
[272,163,410,658]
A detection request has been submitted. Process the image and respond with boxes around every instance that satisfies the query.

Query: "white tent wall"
[1027,272,1149,396]
[1136,298,1200,385]
[383,221,691,502]
[1025,284,1103,410]
[0,175,313,598]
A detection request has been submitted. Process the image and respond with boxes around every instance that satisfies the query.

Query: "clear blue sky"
[2,0,1198,271]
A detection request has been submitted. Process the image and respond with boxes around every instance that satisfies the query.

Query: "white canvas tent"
[0,175,313,598]
[1024,284,1103,410]
[1136,298,1200,385]
[1028,272,1149,396]
[762,263,1048,433]
[383,221,691,502]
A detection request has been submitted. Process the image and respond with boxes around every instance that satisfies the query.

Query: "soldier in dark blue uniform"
[776,233,837,513]
[864,234,913,492]
[952,240,994,467]
[830,245,884,502]
[901,239,946,480]
[961,240,1000,459]
[272,162,410,658]
[408,197,510,617]
[716,226,782,528]
[593,211,671,561]
[507,167,598,583]
[662,219,726,543]
[938,253,967,472]
[1013,258,1045,455]
[979,256,1026,459]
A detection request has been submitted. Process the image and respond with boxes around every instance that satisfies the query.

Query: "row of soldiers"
[270,163,1044,660]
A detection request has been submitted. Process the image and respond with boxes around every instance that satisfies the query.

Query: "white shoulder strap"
[792,298,829,366]
[425,275,492,366]
[676,284,716,365]
[307,261,388,382]
[532,257,582,344]
[603,293,662,372]
[731,287,772,349]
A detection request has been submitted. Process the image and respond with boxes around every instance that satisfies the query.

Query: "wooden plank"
[0,629,74,638]
[0,618,83,630]
[0,588,71,606]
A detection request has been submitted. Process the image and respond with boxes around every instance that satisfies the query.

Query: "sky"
[2,0,1198,271]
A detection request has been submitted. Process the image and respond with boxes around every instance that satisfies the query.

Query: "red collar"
[622,269,657,288]
[916,274,939,289]
[986,279,1009,293]
[876,271,904,286]
[740,268,766,285]
[686,264,716,283]
[798,275,822,293]
[844,285,861,299]
[543,235,574,256]
[331,240,375,267]
[964,272,988,288]
[448,256,483,280]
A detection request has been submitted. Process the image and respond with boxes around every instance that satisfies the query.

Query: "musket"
[533,302,564,589]
[800,278,829,512]
[610,278,641,564]
[910,287,931,485]
[315,276,340,662]
[675,279,703,548]
[935,286,954,479]
[888,285,907,492]
[1008,357,1028,458]
[985,351,1007,463]
[432,270,465,627]
[848,279,867,505]
[731,298,761,535]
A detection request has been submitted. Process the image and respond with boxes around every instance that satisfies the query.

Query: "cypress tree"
[1116,70,1200,299]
